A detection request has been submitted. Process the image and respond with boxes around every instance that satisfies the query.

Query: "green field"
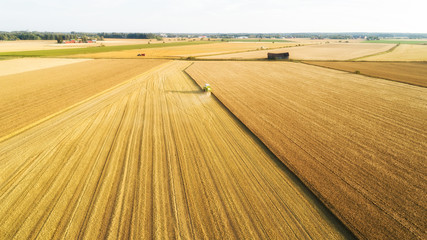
[0,41,215,57]
[364,40,427,45]
[226,39,292,43]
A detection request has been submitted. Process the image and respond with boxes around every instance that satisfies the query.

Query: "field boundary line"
[301,61,427,88]
[0,61,171,143]
[350,43,399,61]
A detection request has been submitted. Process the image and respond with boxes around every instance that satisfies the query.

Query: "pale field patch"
[0,58,91,77]
[201,43,394,60]
[359,44,427,61]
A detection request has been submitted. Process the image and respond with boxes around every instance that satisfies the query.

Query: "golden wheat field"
[306,61,427,87]
[0,61,355,239]
[73,42,296,59]
[200,43,394,60]
[186,61,427,240]
[0,59,167,139]
[359,44,427,61]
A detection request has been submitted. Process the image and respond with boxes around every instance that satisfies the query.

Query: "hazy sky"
[1,0,426,33]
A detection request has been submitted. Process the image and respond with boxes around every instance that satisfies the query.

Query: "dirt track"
[0,61,353,239]
[186,61,427,240]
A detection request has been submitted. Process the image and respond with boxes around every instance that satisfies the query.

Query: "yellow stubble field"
[0,59,167,139]
[359,44,427,61]
[200,43,395,60]
[0,61,354,239]
[186,61,427,240]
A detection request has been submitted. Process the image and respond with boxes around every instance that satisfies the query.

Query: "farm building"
[268,52,289,60]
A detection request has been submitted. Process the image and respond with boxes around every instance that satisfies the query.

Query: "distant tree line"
[169,32,427,39]
[0,31,162,42]
[2,31,426,42]
[98,32,159,39]
[0,31,102,42]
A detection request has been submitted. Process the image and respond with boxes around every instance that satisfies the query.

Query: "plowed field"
[0,59,167,139]
[200,43,394,60]
[0,61,354,239]
[186,61,427,240]
[306,61,427,87]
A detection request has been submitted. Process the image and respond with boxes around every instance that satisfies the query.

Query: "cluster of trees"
[55,34,103,43]
[98,32,160,40]
[0,31,102,42]
[0,31,163,42]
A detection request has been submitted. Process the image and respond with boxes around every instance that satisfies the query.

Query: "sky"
[1,0,426,33]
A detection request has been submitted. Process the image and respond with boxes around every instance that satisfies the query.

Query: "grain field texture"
[306,61,427,87]
[186,61,427,240]
[73,42,296,59]
[0,61,354,239]
[359,44,427,61]
[200,43,394,60]
[0,58,91,77]
[0,59,167,139]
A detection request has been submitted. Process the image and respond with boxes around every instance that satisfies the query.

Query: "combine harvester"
[203,84,212,96]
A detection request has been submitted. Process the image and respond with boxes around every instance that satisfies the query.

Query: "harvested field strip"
[0,59,167,138]
[349,44,400,61]
[0,58,91,77]
[364,40,427,45]
[358,44,427,61]
[186,61,427,240]
[305,61,427,87]
[0,61,354,239]
[200,43,395,60]
[0,41,214,57]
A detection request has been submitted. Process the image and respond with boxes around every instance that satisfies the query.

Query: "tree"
[56,35,64,43]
